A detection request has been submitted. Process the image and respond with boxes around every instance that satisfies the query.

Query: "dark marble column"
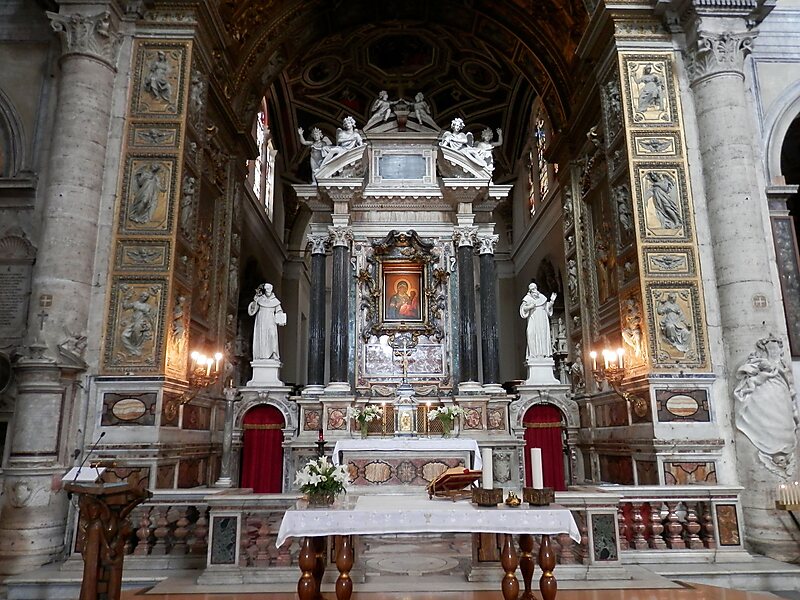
[478,233,500,386]
[455,227,479,386]
[328,226,352,389]
[307,234,329,390]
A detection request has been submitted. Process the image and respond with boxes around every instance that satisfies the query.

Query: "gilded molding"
[684,30,756,85]
[47,10,122,70]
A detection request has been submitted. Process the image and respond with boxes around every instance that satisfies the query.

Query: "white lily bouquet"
[349,404,382,437]
[427,404,465,437]
[294,455,351,506]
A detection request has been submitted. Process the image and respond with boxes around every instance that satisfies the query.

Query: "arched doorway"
[523,404,566,491]
[240,405,285,493]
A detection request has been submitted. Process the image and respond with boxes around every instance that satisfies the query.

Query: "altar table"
[277,494,580,600]
[331,437,483,469]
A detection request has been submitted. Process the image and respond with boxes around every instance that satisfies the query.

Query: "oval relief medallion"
[112,397,148,422]
[665,394,699,418]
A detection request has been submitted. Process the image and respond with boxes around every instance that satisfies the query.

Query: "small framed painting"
[381,262,425,324]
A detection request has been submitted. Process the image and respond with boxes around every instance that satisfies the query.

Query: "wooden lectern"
[64,481,151,600]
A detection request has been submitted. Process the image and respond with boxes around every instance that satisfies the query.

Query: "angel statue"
[410,92,439,129]
[474,127,503,174]
[319,116,365,168]
[364,90,399,130]
[439,118,486,167]
[297,126,332,174]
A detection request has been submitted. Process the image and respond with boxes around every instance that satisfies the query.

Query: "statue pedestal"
[523,358,559,386]
[247,358,284,387]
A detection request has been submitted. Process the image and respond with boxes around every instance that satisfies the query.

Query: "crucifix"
[37,310,49,331]
[392,336,414,382]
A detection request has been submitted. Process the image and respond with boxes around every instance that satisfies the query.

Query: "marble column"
[454,226,480,391]
[0,8,122,576]
[326,226,352,392]
[684,19,791,558]
[306,233,328,393]
[214,387,240,487]
[478,233,502,393]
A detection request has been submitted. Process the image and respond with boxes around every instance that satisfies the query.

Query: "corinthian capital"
[477,233,498,255]
[684,29,756,85]
[453,226,478,248]
[47,10,122,70]
[307,233,329,255]
[328,226,353,248]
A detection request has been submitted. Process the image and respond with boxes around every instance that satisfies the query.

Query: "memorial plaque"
[0,264,31,341]
[378,154,426,180]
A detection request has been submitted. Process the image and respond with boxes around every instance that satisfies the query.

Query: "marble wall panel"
[591,513,619,561]
[643,247,695,278]
[636,460,659,484]
[177,457,205,487]
[463,406,483,430]
[115,240,170,271]
[648,285,706,368]
[102,466,150,488]
[210,515,238,564]
[327,407,347,430]
[161,392,180,427]
[623,58,675,125]
[155,464,176,488]
[631,132,680,158]
[664,461,717,485]
[716,504,741,546]
[599,455,635,485]
[655,388,710,422]
[129,124,181,150]
[182,404,211,431]
[119,156,178,235]
[131,44,188,116]
[101,392,157,426]
[634,165,690,242]
[303,409,321,431]
[104,279,166,370]
[487,407,505,430]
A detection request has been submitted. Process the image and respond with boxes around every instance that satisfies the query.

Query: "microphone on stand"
[72,431,106,484]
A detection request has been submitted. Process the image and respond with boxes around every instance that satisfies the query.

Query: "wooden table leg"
[298,537,318,600]
[519,533,535,600]
[500,533,520,600]
[335,535,354,600]
[312,536,326,600]
[538,534,558,600]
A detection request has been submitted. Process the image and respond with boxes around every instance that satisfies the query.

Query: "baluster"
[578,512,589,564]
[648,502,667,549]
[133,506,152,556]
[185,505,198,552]
[191,508,209,556]
[150,506,170,555]
[172,506,190,554]
[701,503,716,549]
[558,533,577,564]
[685,502,703,549]
[617,504,629,550]
[665,502,685,549]
[631,502,648,550]
[124,507,140,555]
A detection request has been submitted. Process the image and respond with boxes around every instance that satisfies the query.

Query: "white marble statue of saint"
[248,283,286,360]
[297,126,332,174]
[519,282,557,361]
[734,334,798,477]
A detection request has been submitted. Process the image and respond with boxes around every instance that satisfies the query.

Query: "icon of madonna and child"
[384,276,422,321]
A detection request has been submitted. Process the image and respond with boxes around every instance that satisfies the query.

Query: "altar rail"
[110,485,745,572]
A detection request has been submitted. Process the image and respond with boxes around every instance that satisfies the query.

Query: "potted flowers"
[428,404,465,438]
[294,455,351,506]
[349,404,382,438]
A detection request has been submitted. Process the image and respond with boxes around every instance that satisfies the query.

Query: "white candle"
[616,348,624,368]
[530,448,544,490]
[481,448,493,490]
[589,351,597,371]
[794,482,800,505]
[779,484,787,504]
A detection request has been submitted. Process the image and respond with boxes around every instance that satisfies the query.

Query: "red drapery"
[523,404,566,491]
[240,405,284,493]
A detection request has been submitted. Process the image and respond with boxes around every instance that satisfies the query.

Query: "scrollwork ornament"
[328,226,353,248]
[477,233,498,255]
[685,30,756,85]
[47,10,122,70]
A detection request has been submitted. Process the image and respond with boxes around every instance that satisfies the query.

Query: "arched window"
[527,105,556,217]
[248,98,277,220]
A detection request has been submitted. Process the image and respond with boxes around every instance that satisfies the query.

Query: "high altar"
[234,100,572,494]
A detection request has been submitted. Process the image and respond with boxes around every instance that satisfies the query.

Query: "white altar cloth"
[276,495,580,547]
[332,438,483,469]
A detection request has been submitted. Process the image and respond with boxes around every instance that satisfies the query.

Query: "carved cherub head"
[481,127,494,141]
[342,116,356,130]
[450,117,465,132]
[310,127,323,140]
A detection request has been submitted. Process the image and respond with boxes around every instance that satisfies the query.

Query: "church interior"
[1,0,800,598]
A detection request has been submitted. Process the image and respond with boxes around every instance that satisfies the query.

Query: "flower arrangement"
[427,404,465,438]
[294,455,351,506]
[350,404,382,425]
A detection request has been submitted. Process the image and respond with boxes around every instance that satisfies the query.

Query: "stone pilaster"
[0,7,122,576]
[327,225,352,391]
[454,225,479,391]
[684,16,793,559]
[477,232,501,390]
[307,233,329,391]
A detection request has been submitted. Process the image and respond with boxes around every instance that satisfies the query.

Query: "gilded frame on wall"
[381,261,426,325]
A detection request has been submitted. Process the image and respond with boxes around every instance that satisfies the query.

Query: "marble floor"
[121,583,789,600]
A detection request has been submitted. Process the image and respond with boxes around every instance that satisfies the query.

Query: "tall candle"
[530,448,544,490]
[481,448,493,490]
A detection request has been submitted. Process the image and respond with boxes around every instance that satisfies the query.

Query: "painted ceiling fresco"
[216,0,589,183]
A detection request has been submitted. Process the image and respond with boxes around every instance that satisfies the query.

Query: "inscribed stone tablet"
[378,154,426,180]
[0,264,30,339]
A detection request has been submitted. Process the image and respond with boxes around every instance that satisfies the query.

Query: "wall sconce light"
[589,347,648,418]
[182,350,224,404]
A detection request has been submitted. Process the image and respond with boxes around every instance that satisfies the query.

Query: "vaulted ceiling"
[215,0,590,183]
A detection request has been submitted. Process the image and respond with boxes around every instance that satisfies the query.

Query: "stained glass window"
[536,117,549,200]
[249,102,277,220]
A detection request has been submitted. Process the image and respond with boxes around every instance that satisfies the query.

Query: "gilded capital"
[684,30,756,85]
[46,10,122,70]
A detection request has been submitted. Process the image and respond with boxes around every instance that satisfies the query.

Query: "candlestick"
[530,448,544,490]
[318,429,324,442]
[481,448,493,490]
[381,402,387,436]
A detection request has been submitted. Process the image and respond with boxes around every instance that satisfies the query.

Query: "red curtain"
[240,405,284,493]
[523,404,566,491]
